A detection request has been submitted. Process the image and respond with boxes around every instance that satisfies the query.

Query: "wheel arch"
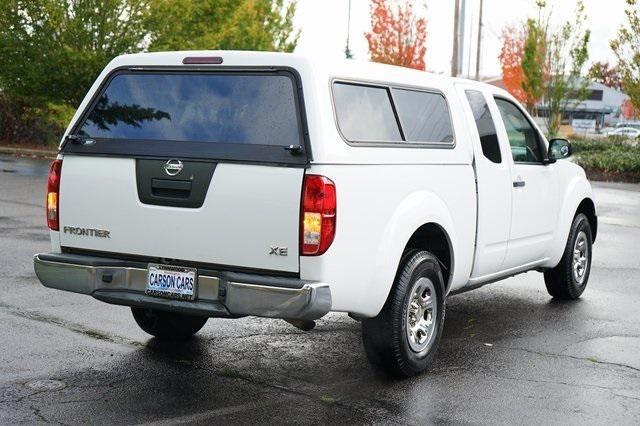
[403,223,454,292]
[576,197,597,243]
[368,190,466,317]
[547,174,597,267]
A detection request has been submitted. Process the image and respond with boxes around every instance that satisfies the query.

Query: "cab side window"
[494,98,543,163]
[465,90,501,163]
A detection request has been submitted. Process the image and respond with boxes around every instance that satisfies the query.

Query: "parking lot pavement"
[1,153,639,425]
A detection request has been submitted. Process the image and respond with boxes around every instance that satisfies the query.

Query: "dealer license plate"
[146,264,197,300]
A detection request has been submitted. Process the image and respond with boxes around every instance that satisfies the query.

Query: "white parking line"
[135,400,277,425]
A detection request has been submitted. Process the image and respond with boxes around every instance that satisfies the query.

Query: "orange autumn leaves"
[365,0,427,71]
[499,25,529,104]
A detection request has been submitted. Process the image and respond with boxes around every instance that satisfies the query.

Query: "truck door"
[492,97,559,269]
[457,85,513,278]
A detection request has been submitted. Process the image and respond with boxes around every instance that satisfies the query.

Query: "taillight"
[301,175,336,256]
[47,160,62,231]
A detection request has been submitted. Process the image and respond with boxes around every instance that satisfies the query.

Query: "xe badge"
[269,246,288,256]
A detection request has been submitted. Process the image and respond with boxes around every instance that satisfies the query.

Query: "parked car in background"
[615,122,640,130]
[608,127,640,138]
[33,51,597,376]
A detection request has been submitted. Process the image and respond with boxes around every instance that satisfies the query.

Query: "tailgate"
[58,68,308,273]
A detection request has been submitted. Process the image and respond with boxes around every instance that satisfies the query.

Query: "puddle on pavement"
[0,155,51,177]
[25,379,66,391]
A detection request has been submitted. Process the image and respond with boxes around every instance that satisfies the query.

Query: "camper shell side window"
[331,80,455,148]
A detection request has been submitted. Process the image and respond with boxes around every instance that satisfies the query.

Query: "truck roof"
[106,50,500,94]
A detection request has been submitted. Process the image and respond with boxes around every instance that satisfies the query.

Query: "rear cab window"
[332,81,454,147]
[464,90,501,164]
[64,69,309,165]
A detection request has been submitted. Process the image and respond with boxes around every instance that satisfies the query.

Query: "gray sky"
[293,0,628,78]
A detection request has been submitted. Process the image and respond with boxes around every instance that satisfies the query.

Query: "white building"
[484,77,631,132]
[536,81,630,131]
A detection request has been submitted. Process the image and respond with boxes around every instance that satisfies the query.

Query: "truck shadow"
[16,279,596,424]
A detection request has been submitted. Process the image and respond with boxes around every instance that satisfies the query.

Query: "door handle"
[150,178,192,199]
[513,180,526,188]
[151,179,192,192]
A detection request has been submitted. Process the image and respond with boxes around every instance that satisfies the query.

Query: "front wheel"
[362,250,446,377]
[544,213,593,300]
[131,307,208,340]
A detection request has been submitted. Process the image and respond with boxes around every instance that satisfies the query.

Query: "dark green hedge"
[571,138,640,174]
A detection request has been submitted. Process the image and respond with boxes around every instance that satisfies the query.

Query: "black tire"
[131,307,208,340]
[544,213,593,300]
[362,250,446,377]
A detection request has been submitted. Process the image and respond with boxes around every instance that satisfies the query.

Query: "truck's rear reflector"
[301,175,336,256]
[182,56,223,65]
[47,160,62,231]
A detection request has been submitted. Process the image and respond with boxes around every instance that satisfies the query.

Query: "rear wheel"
[362,250,446,377]
[131,307,208,340]
[544,213,593,300]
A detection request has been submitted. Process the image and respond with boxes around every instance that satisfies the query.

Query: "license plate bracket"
[146,263,197,301]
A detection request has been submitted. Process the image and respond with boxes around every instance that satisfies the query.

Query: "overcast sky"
[293,0,628,78]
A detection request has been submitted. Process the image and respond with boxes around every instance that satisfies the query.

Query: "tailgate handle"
[151,178,192,198]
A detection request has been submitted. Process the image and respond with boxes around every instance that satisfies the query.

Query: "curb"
[0,146,57,159]
[586,169,640,184]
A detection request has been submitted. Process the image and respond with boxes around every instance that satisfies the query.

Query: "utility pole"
[345,0,353,59]
[458,0,466,77]
[451,0,460,77]
[475,0,484,80]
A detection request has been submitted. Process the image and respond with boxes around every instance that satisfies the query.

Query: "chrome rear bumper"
[33,253,331,321]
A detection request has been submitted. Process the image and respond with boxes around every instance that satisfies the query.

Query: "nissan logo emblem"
[164,159,184,176]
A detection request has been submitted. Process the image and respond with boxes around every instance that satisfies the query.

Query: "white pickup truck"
[34,51,597,376]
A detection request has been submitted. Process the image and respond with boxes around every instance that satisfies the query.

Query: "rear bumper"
[33,253,331,321]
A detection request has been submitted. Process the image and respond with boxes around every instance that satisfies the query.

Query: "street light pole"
[345,0,353,59]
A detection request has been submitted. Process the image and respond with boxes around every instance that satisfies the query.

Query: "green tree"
[0,0,299,145]
[0,0,151,107]
[521,13,547,113]
[542,0,591,137]
[146,0,299,52]
[611,0,640,114]
[521,0,591,137]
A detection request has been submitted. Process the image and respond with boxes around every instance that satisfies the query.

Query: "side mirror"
[548,138,572,161]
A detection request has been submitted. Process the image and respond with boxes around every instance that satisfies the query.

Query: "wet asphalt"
[1,154,639,425]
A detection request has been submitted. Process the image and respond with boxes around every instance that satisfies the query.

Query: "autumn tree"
[621,98,637,120]
[365,0,427,71]
[611,0,640,114]
[498,24,528,104]
[588,62,622,90]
